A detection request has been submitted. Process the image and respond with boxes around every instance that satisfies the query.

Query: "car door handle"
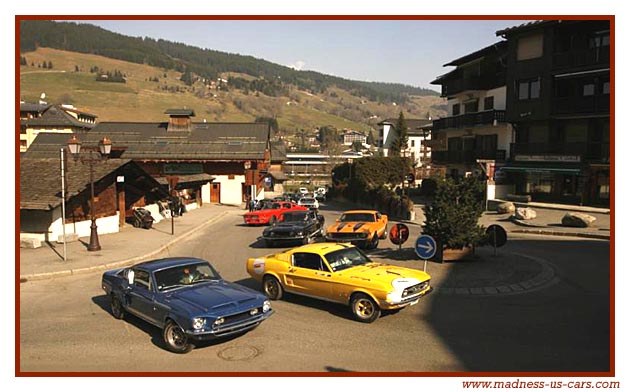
[316,272,331,277]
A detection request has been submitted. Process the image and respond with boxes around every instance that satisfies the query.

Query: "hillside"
[20,48,446,134]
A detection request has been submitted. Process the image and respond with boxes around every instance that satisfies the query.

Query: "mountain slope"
[19,21,446,133]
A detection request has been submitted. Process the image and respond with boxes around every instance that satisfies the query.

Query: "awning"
[499,165,582,175]
[155,174,215,189]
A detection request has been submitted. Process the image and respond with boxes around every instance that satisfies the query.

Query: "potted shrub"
[423,177,486,262]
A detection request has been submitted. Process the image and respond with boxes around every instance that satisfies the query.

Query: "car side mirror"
[127,270,134,285]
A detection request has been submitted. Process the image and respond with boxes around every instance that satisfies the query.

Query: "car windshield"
[282,211,308,222]
[262,203,280,210]
[340,213,375,222]
[300,198,315,203]
[154,261,221,291]
[325,247,371,272]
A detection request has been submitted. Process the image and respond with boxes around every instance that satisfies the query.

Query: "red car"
[243,201,307,225]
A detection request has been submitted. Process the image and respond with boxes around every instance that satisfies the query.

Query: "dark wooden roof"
[164,108,196,116]
[20,157,132,210]
[23,122,271,161]
[270,141,287,163]
[443,41,507,67]
[495,20,555,37]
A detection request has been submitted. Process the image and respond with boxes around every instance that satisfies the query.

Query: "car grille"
[402,281,430,298]
[328,232,366,240]
[222,307,262,324]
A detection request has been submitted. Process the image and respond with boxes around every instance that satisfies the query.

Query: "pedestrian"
[249,197,255,212]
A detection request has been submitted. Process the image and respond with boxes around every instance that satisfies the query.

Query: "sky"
[77,19,529,91]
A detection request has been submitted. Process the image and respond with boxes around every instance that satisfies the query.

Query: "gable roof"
[23,122,271,161]
[20,157,132,210]
[23,105,96,129]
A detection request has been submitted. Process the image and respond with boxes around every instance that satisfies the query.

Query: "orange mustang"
[325,210,388,249]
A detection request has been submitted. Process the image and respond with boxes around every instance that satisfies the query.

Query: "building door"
[210,183,221,203]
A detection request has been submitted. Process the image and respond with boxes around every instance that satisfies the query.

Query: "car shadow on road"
[91,294,245,353]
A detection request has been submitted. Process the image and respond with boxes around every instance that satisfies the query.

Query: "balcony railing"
[431,149,506,164]
[440,72,506,97]
[433,110,506,132]
[510,142,610,162]
[553,48,610,69]
[552,95,610,115]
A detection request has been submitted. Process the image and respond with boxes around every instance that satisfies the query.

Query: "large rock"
[562,212,597,227]
[514,207,537,220]
[496,201,515,214]
[21,238,42,249]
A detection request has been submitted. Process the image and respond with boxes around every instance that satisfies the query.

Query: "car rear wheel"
[110,294,125,320]
[163,321,194,354]
[263,275,284,300]
[350,293,381,323]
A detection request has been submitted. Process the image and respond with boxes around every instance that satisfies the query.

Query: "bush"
[421,178,438,197]
[423,177,486,250]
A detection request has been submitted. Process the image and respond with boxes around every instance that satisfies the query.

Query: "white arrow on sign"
[417,242,434,253]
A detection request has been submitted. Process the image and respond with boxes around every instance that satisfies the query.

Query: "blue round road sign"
[415,234,437,260]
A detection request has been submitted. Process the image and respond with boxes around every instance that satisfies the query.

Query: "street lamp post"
[67,135,112,252]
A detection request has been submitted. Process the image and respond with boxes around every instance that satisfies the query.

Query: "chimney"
[165,108,196,132]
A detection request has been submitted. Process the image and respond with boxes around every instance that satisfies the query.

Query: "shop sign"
[514,155,581,163]
[164,163,203,174]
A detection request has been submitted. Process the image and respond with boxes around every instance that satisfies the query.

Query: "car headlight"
[262,300,271,313]
[192,317,206,330]
[214,317,225,326]
[386,291,402,304]
[296,231,303,236]
[360,233,368,238]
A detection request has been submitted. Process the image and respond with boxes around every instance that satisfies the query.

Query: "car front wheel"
[163,321,194,354]
[350,293,381,323]
[110,294,125,320]
[263,275,284,300]
[369,233,379,249]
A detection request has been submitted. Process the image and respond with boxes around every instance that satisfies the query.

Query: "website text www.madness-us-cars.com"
[462,380,620,390]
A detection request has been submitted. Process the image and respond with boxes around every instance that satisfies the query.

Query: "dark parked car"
[101,257,273,354]
[260,210,325,246]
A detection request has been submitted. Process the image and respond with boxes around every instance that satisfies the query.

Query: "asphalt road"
[18,204,611,373]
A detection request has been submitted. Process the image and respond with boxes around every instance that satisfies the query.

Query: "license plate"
[409,299,419,306]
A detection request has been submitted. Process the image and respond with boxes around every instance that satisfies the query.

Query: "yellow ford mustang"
[246,243,432,323]
[325,210,388,249]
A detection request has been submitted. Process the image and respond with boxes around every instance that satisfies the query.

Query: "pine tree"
[47,61,53,69]
[390,111,408,156]
[423,177,486,252]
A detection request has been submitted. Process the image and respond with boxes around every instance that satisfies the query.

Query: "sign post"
[485,224,507,256]
[414,234,437,273]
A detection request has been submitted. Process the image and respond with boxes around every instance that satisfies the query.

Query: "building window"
[518,78,541,100]
[517,33,544,60]
[589,31,610,49]
[452,104,460,116]
[484,96,494,110]
[583,83,595,96]
[464,100,479,113]
[602,81,610,95]
[411,140,415,147]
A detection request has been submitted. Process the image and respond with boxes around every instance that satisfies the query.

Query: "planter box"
[440,246,474,262]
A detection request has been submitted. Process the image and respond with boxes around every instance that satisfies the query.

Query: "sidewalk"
[411,201,611,240]
[19,203,245,282]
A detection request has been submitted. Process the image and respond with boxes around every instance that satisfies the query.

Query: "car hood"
[328,221,373,233]
[165,282,262,315]
[268,222,307,231]
[337,263,430,286]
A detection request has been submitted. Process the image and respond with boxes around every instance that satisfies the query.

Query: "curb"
[492,199,610,215]
[19,211,229,282]
[511,229,610,240]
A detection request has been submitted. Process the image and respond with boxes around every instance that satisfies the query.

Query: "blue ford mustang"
[102,257,273,353]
